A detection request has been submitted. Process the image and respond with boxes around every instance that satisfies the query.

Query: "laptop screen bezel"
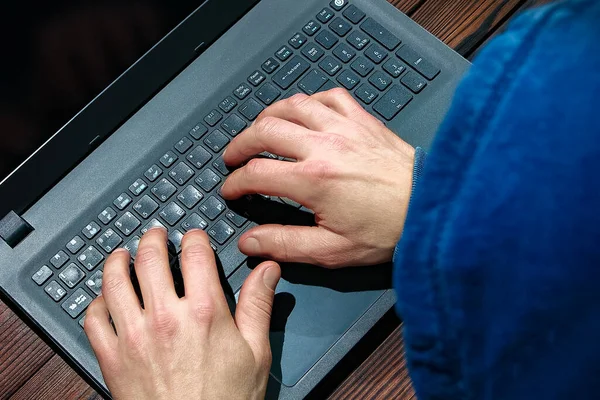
[0,0,261,218]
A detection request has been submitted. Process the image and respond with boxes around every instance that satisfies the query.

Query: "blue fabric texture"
[393,0,600,399]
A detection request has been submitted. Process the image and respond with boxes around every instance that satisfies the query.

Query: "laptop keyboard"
[29,0,441,328]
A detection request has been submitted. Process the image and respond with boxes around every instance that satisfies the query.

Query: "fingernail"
[147,226,167,233]
[222,148,227,158]
[242,237,260,253]
[263,265,279,290]
[113,248,129,255]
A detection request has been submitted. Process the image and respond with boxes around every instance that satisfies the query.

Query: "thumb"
[235,261,281,366]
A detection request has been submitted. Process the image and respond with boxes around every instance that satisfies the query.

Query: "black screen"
[0,1,203,181]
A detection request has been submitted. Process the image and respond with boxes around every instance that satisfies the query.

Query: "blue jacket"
[393,1,600,399]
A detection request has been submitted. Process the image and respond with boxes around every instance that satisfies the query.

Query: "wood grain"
[0,0,544,399]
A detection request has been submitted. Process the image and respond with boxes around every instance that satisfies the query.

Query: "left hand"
[84,228,281,400]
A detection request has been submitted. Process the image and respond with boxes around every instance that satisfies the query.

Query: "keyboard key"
[333,42,356,63]
[169,162,195,185]
[78,245,104,271]
[200,196,226,220]
[187,146,212,169]
[283,88,302,99]
[212,157,232,176]
[346,30,370,51]
[79,316,86,329]
[178,185,204,209]
[317,7,335,23]
[364,43,388,64]
[246,72,265,89]
[288,32,307,49]
[82,222,101,239]
[319,56,343,76]
[226,210,247,228]
[396,46,440,80]
[261,57,280,74]
[50,250,69,269]
[45,281,67,302]
[383,58,406,78]
[133,195,159,219]
[351,56,374,77]
[220,239,249,277]
[272,56,311,90]
[219,96,238,112]
[32,265,53,286]
[160,151,178,168]
[62,288,92,318]
[160,202,186,226]
[299,70,328,95]
[275,45,293,62]
[128,179,148,196]
[66,236,85,254]
[113,193,133,210]
[204,110,223,127]
[208,220,235,245]
[373,84,413,120]
[343,5,366,24]
[330,0,347,11]
[196,169,222,192]
[174,137,193,154]
[98,206,117,225]
[256,82,281,105]
[360,18,401,51]
[189,123,208,140]
[315,29,338,50]
[234,83,252,100]
[143,164,163,182]
[317,80,338,93]
[140,219,166,235]
[369,71,392,91]
[303,20,321,36]
[85,270,103,296]
[115,212,141,236]
[221,114,247,137]
[182,213,208,231]
[329,17,352,37]
[355,84,379,104]
[401,70,428,93]
[123,236,141,258]
[337,69,361,90]
[96,229,123,253]
[301,43,325,62]
[168,230,184,253]
[239,98,264,121]
[152,178,177,202]
[204,130,230,153]
[59,263,85,288]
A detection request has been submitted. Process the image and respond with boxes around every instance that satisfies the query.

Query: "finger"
[235,261,280,367]
[311,88,375,123]
[180,230,228,309]
[84,295,118,361]
[256,93,344,131]
[223,117,313,167]
[221,158,309,203]
[134,228,178,311]
[102,248,143,331]
[238,225,351,268]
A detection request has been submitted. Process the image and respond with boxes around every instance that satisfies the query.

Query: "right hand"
[221,89,416,268]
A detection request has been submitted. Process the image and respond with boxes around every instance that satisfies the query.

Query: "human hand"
[221,89,415,268]
[84,229,281,400]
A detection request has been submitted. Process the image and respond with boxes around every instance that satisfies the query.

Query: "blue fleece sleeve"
[393,1,600,399]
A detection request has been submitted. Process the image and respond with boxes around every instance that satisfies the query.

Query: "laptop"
[0,0,470,398]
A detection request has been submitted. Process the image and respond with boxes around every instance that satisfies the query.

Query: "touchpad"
[266,262,392,387]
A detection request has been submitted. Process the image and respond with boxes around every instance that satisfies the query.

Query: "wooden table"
[0,0,551,398]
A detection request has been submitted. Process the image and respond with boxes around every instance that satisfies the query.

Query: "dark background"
[0,1,202,181]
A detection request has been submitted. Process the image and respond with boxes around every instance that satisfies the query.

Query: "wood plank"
[328,326,415,400]
[411,0,525,57]
[388,0,425,15]
[10,355,102,400]
[0,302,54,399]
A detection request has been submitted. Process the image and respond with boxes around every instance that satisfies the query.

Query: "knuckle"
[321,133,351,151]
[190,299,217,324]
[298,159,335,184]
[135,245,163,267]
[254,116,280,137]
[150,308,179,340]
[181,243,211,266]
[244,158,266,177]
[286,93,310,108]
[102,272,128,297]
[328,87,350,99]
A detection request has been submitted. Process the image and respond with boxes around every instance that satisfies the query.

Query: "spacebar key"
[272,56,310,90]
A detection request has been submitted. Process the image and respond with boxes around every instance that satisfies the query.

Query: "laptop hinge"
[0,211,34,248]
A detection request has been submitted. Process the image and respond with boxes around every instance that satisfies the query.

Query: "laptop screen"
[0,1,203,182]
